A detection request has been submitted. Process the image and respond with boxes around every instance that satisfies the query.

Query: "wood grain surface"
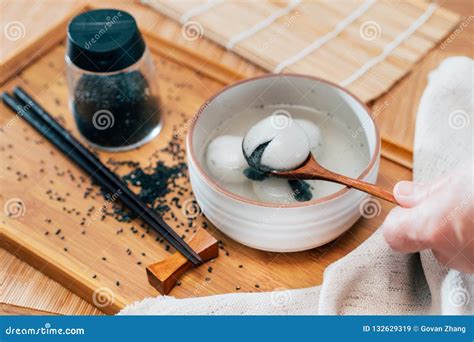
[0,0,471,315]
[0,303,56,316]
[0,249,102,315]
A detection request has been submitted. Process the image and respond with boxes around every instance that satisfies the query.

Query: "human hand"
[382,162,474,273]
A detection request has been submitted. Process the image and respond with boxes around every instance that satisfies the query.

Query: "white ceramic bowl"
[187,74,380,252]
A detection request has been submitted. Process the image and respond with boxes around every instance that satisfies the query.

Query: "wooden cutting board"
[0,10,411,314]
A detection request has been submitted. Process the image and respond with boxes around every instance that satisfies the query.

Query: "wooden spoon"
[272,154,396,203]
[242,123,396,204]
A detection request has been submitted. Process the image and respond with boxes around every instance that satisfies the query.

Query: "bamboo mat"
[145,0,460,103]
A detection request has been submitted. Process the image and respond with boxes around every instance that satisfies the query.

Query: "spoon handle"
[305,166,396,203]
[323,171,396,203]
[281,160,397,203]
[272,155,397,203]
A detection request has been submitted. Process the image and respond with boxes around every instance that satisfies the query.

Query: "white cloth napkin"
[120,56,473,315]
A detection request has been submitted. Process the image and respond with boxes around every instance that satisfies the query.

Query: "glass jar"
[66,9,162,151]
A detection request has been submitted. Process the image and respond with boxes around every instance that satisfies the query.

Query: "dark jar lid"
[67,9,146,73]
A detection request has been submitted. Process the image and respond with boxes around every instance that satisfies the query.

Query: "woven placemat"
[145,0,459,102]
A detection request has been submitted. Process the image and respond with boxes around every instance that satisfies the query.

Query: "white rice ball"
[295,119,323,157]
[206,135,247,183]
[243,115,310,171]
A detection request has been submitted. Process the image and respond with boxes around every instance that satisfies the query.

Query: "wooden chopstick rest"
[146,228,219,294]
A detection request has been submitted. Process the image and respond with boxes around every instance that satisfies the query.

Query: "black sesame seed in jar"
[66,9,162,151]
[72,71,162,149]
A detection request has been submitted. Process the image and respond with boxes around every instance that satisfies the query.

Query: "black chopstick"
[12,87,201,264]
[4,90,202,265]
[2,90,202,266]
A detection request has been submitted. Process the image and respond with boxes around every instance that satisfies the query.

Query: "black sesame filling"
[245,140,271,171]
[242,140,312,202]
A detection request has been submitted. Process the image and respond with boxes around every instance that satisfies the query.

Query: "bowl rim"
[187,73,381,208]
